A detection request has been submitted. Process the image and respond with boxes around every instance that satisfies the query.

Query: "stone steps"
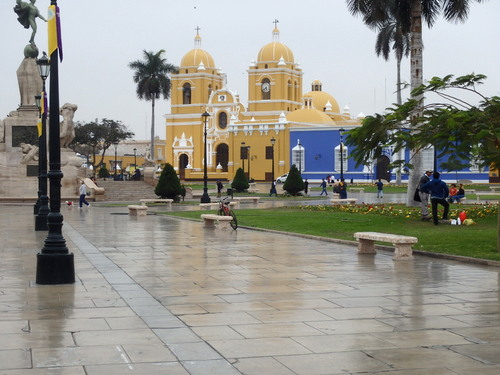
[96,180,158,201]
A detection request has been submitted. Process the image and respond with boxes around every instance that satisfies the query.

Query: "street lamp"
[270,137,277,196]
[34,52,50,231]
[339,128,345,181]
[201,111,211,203]
[133,147,137,169]
[241,141,245,174]
[113,142,119,179]
[247,145,251,181]
[37,1,76,285]
[297,139,302,174]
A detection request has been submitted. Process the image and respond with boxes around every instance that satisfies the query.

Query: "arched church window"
[183,83,191,104]
[218,112,227,129]
[261,78,271,100]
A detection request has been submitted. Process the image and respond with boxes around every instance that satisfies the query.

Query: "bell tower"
[247,22,303,120]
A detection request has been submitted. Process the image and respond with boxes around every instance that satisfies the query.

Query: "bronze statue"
[14,0,46,45]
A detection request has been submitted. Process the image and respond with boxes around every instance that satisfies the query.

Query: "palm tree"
[129,50,178,160]
[374,9,411,184]
[346,0,485,204]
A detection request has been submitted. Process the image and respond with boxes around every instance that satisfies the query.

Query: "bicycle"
[217,197,237,229]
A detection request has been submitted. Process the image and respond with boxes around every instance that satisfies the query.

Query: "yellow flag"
[37,118,42,137]
[47,5,58,56]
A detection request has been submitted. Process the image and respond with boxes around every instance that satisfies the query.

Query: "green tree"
[129,50,178,161]
[346,0,486,204]
[231,168,249,193]
[283,164,305,196]
[98,165,110,179]
[73,119,133,172]
[154,163,184,202]
[346,73,499,177]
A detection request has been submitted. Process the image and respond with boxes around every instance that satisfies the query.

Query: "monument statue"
[14,0,46,45]
[60,103,78,148]
[20,142,39,163]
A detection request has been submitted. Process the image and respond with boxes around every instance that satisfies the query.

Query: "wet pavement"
[1,202,500,374]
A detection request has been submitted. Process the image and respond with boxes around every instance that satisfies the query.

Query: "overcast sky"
[1,0,499,140]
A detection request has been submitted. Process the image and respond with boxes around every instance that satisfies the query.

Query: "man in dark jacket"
[421,171,449,225]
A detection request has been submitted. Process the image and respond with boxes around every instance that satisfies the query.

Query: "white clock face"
[262,82,270,93]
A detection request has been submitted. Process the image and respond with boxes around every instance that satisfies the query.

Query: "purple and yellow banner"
[48,4,63,61]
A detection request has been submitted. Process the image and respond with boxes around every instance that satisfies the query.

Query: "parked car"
[276,173,288,183]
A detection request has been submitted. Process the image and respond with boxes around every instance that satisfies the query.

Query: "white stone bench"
[464,189,476,194]
[331,198,357,205]
[234,197,260,204]
[354,232,418,260]
[476,193,500,201]
[349,187,365,193]
[199,202,238,210]
[140,199,173,206]
[128,205,148,216]
[489,186,500,192]
[201,214,233,229]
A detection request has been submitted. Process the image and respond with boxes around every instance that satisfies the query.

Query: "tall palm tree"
[374,9,411,184]
[346,0,485,205]
[129,50,178,161]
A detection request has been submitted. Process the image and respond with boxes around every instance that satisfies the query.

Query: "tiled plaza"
[1,203,499,374]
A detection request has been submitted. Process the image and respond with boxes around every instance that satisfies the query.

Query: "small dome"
[287,107,336,126]
[181,48,215,68]
[180,31,216,68]
[257,27,294,63]
[258,42,294,63]
[303,90,341,114]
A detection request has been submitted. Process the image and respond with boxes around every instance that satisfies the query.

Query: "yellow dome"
[303,91,341,114]
[180,48,215,68]
[258,41,294,63]
[287,108,336,126]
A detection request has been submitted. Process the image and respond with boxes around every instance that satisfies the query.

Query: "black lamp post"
[270,137,277,196]
[133,147,137,169]
[113,142,118,179]
[297,139,302,174]
[247,145,251,181]
[201,111,211,203]
[36,1,75,285]
[241,141,245,174]
[339,128,345,181]
[34,53,50,231]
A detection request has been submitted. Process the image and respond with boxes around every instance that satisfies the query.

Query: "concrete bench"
[201,214,233,229]
[349,187,365,193]
[199,201,238,210]
[476,193,500,201]
[233,197,260,204]
[331,198,357,205]
[464,189,476,194]
[354,232,418,260]
[128,205,148,216]
[140,199,173,206]
[489,186,500,192]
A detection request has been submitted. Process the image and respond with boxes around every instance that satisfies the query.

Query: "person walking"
[320,179,327,196]
[216,180,223,198]
[375,179,384,198]
[418,170,432,221]
[304,179,309,196]
[79,181,90,209]
[421,171,449,225]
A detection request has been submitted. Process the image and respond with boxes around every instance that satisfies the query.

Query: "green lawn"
[159,205,499,262]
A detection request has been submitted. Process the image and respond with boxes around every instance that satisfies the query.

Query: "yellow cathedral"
[164,25,363,182]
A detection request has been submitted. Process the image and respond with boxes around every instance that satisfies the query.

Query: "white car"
[276,173,288,183]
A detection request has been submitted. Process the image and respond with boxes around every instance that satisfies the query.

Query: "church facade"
[163,27,489,184]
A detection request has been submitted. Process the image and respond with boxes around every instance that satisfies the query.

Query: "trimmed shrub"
[154,163,183,202]
[98,165,110,179]
[283,164,305,196]
[231,167,249,192]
